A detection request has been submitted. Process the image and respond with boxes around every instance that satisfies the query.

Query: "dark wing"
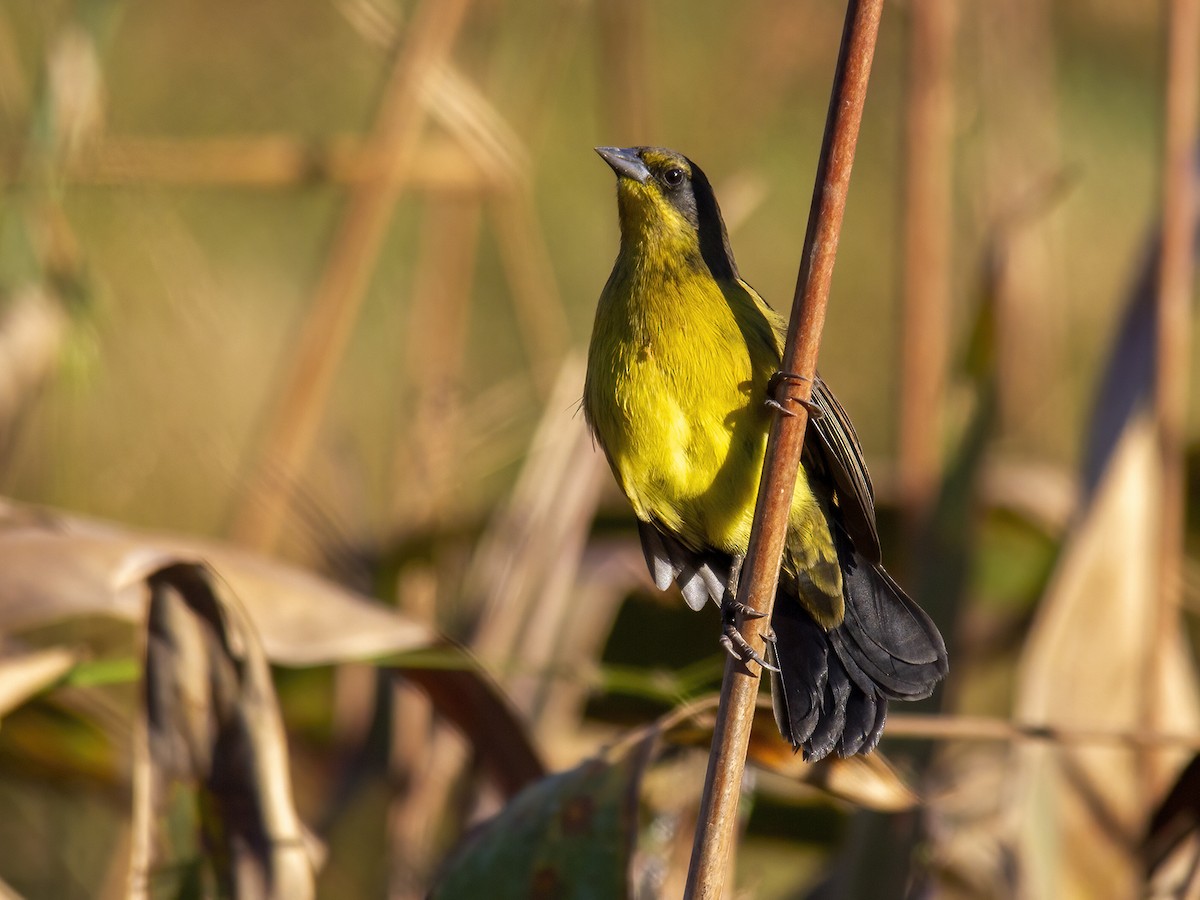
[805,375,881,563]
[735,277,881,563]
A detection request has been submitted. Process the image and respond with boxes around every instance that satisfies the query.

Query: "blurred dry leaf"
[393,661,546,797]
[1002,161,1200,896]
[130,562,315,899]
[663,703,919,813]
[1009,414,1200,898]
[781,752,918,814]
[746,713,918,812]
[0,500,431,663]
[0,498,545,795]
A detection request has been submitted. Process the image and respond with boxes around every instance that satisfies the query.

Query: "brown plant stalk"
[897,0,956,528]
[1144,0,1200,800]
[683,1,887,896]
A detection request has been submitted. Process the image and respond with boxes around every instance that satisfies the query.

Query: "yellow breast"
[585,267,781,555]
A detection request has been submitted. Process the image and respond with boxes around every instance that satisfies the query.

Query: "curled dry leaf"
[0,499,546,892]
[0,498,432,664]
[662,703,919,813]
[131,562,315,900]
[747,706,919,813]
[1009,373,1200,895]
[0,499,543,792]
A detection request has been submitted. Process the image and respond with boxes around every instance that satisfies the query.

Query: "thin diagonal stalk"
[683,1,886,896]
[1143,0,1200,801]
[230,0,472,551]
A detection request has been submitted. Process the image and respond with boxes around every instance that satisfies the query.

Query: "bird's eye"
[662,167,685,188]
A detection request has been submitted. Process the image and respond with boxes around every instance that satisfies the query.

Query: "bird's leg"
[719,554,780,672]
[766,371,824,419]
[720,555,764,619]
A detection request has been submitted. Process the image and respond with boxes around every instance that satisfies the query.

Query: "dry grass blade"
[422,62,570,391]
[0,287,68,442]
[377,359,603,893]
[752,744,918,814]
[487,193,572,395]
[424,63,528,189]
[0,645,78,719]
[468,357,607,694]
[985,100,1200,888]
[131,563,315,900]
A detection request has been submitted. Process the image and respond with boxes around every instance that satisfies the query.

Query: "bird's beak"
[595,147,651,184]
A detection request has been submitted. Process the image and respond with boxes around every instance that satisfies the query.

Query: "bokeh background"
[0,0,1196,897]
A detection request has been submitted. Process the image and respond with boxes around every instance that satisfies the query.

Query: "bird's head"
[596,146,738,280]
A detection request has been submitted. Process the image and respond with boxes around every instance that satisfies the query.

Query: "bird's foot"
[720,594,779,672]
[766,371,823,419]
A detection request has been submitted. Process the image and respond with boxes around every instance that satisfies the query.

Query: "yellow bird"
[583,146,947,759]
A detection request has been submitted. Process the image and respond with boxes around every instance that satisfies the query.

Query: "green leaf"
[431,740,652,900]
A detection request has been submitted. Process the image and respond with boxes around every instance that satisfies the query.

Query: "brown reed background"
[0,0,1194,898]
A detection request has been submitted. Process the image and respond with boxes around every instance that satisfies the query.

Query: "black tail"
[769,552,948,761]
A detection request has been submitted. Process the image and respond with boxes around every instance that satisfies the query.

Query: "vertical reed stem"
[898,0,956,528]
[683,2,886,896]
[1144,0,1200,801]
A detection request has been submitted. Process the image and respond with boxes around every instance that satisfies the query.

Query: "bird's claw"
[720,593,779,671]
[720,622,780,671]
[766,371,824,419]
[724,599,767,620]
